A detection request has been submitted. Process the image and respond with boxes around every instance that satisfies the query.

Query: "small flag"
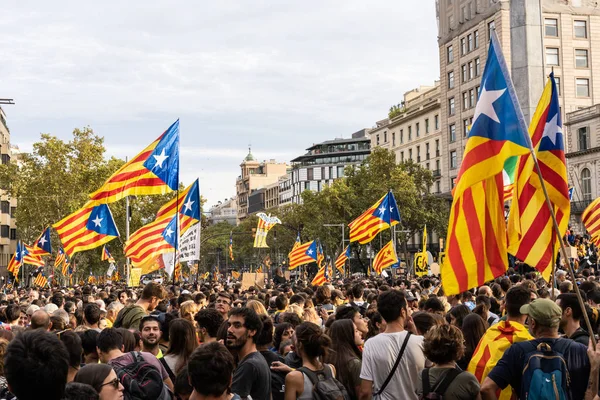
[373,240,398,275]
[30,227,52,257]
[33,270,48,287]
[22,244,44,267]
[416,226,428,277]
[582,198,600,245]
[232,270,241,279]
[229,232,234,261]
[174,263,182,281]
[335,245,351,275]
[256,265,263,274]
[349,191,401,244]
[202,271,209,280]
[7,242,24,276]
[568,186,574,201]
[102,245,115,263]
[288,240,318,269]
[253,213,281,248]
[62,253,71,276]
[311,266,328,286]
[54,248,66,269]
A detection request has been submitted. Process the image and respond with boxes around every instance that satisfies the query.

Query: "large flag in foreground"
[53,203,119,256]
[583,198,600,245]
[442,33,531,296]
[348,192,400,244]
[373,240,398,275]
[288,240,318,269]
[508,74,569,280]
[89,120,180,204]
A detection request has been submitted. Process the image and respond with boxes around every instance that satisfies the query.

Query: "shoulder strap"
[297,367,320,386]
[422,368,431,396]
[375,332,412,396]
[159,357,176,383]
[433,369,463,395]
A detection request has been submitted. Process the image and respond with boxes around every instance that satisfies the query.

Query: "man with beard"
[226,307,271,400]
[140,315,163,358]
[215,292,232,320]
[114,283,166,330]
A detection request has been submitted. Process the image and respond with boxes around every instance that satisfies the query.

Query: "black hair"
[195,308,224,338]
[5,330,69,400]
[96,328,123,353]
[289,294,305,306]
[174,366,193,399]
[83,303,101,325]
[504,286,531,317]
[139,315,161,331]
[377,290,407,322]
[188,342,234,396]
[51,292,65,308]
[424,297,445,312]
[256,315,275,347]
[558,293,584,321]
[63,382,99,400]
[295,322,331,359]
[351,284,365,299]
[5,304,20,322]
[228,307,263,343]
[275,294,288,310]
[59,331,83,369]
[335,305,358,321]
[78,330,99,356]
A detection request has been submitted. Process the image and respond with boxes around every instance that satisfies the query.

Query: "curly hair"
[423,324,465,365]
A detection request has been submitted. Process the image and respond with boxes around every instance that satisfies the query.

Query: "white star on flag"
[307,249,313,255]
[92,216,103,227]
[378,206,386,215]
[38,236,47,246]
[152,149,169,168]
[183,198,195,212]
[473,84,506,124]
[542,114,562,146]
[164,227,174,237]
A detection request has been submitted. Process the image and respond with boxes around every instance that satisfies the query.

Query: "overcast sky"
[0,1,439,207]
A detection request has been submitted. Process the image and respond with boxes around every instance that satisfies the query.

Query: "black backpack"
[298,364,351,400]
[111,352,171,400]
[420,368,463,400]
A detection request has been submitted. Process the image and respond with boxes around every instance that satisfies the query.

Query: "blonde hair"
[180,300,199,321]
[287,303,304,319]
[246,300,268,316]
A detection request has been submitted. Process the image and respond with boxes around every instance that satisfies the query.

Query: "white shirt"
[360,331,425,400]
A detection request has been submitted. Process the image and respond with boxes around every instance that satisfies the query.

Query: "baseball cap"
[520,298,562,327]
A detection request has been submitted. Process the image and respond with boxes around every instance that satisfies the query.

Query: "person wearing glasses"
[215,292,233,319]
[74,364,124,400]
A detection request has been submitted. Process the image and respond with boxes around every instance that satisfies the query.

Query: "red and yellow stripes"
[155,182,193,219]
[125,217,172,268]
[33,274,48,287]
[348,195,388,244]
[583,198,600,244]
[372,240,398,275]
[311,266,328,286]
[288,241,316,270]
[23,245,44,266]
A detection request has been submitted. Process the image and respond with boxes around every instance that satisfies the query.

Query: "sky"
[0,1,439,207]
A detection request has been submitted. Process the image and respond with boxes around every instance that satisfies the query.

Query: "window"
[426,162,430,170]
[468,61,474,80]
[435,115,440,130]
[450,151,457,169]
[1,154,9,166]
[0,201,8,214]
[400,151,404,162]
[384,131,388,143]
[416,122,420,137]
[575,20,587,38]
[436,180,441,193]
[449,124,456,143]
[307,168,314,181]
[474,30,479,48]
[449,97,455,115]
[467,33,473,52]
[392,132,396,146]
[461,37,466,55]
[576,49,588,68]
[436,139,440,156]
[488,20,495,41]
[9,229,16,241]
[577,78,590,97]
[475,58,480,76]
[417,145,421,162]
[426,143,430,160]
[461,64,467,82]
[448,71,455,89]
[0,226,8,238]
[555,77,561,96]
[425,118,430,133]
[304,182,310,190]
[376,134,380,146]
[451,177,457,189]
[337,166,345,178]
[463,119,470,137]
[578,127,590,150]
[469,89,475,108]
[463,92,469,110]
[546,48,559,66]
[436,159,440,171]
[400,129,404,143]
[545,18,558,37]
[409,149,413,161]
[408,126,412,140]
[10,207,15,218]
[582,168,592,200]
[447,45,454,63]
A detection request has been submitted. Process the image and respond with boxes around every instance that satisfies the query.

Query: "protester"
[558,292,590,345]
[457,313,487,370]
[163,318,198,377]
[74,364,124,400]
[215,292,233,319]
[327,319,363,399]
[195,308,224,344]
[139,315,163,358]
[59,331,83,383]
[113,282,166,330]
[188,342,241,400]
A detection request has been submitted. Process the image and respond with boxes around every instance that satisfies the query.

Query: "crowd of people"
[2,258,600,399]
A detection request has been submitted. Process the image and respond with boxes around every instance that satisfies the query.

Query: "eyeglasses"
[99,378,120,390]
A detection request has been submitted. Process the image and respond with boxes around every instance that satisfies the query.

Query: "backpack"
[111,352,172,400]
[298,364,351,400]
[520,340,572,400]
[419,368,463,400]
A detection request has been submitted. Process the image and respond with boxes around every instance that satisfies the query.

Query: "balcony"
[432,169,441,178]
[571,199,593,214]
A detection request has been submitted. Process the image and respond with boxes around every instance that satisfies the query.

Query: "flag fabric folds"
[102,245,115,263]
[62,254,71,276]
[232,270,241,280]
[442,33,531,296]
[55,247,66,269]
[508,74,569,280]
[416,226,428,277]
[253,213,281,248]
[156,178,201,232]
[335,245,351,275]
[311,265,328,286]
[89,120,180,204]
[33,270,48,287]
[349,192,400,245]
[373,240,398,275]
[256,265,263,274]
[288,240,318,270]
[30,227,52,257]
[583,198,600,245]
[7,242,23,276]
[53,203,119,257]
[22,245,44,267]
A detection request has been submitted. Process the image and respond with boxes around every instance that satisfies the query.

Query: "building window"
[463,91,469,110]
[426,142,430,160]
[0,201,8,214]
[461,64,467,82]
[488,20,495,41]
[461,37,466,55]
[337,166,345,178]
[400,151,404,162]
[409,149,413,161]
[578,126,590,150]
[426,162,430,170]
[450,151,457,169]
[448,71,455,89]
[582,168,592,200]
[416,122,420,137]
[546,48,559,66]
[447,45,454,63]
[384,131,388,143]
[545,18,558,37]
[467,33,473,52]
[376,134,380,146]
[408,126,412,140]
[576,49,589,68]
[425,118,430,133]
[474,30,479,48]
[307,168,314,181]
[436,139,440,156]
[449,124,456,143]
[436,159,440,171]
[436,180,441,193]
[0,226,8,238]
[392,132,396,146]
[435,115,439,130]
[9,229,16,240]
[449,97,455,115]
[468,61,474,80]
[555,77,561,96]
[1,154,9,166]
[463,119,470,137]
[10,207,16,218]
[475,58,480,76]
[469,89,475,108]
[400,129,404,143]
[575,20,588,38]
[577,78,590,97]
[417,145,421,162]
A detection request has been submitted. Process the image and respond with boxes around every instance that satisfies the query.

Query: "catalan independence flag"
[89,120,180,204]
[288,240,318,269]
[467,321,533,400]
[125,214,179,270]
[155,179,200,231]
[229,232,234,261]
[102,245,115,263]
[335,245,350,274]
[232,270,241,280]
[54,247,66,269]
[7,242,23,276]
[33,270,48,287]
[348,192,400,244]
[583,198,600,245]
[30,227,52,257]
[311,265,328,286]
[508,73,569,280]
[442,33,531,296]
[22,244,45,267]
[62,253,71,276]
[53,203,119,257]
[373,240,398,275]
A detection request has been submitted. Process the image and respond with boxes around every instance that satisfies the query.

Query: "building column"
[510,0,545,125]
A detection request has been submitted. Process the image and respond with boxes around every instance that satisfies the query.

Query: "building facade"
[0,107,17,274]
[235,149,287,220]
[207,197,238,226]
[288,129,371,204]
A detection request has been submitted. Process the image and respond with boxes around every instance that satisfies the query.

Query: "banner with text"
[180,223,200,262]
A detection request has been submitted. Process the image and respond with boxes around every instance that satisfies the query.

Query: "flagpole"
[125,154,131,287]
[173,188,180,285]
[550,234,557,300]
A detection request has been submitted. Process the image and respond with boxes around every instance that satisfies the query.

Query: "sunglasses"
[99,378,120,390]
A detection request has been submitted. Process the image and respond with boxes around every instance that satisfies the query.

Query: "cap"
[404,291,418,302]
[520,298,562,327]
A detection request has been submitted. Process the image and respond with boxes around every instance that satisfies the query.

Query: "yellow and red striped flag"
[33,272,48,287]
[7,242,24,276]
[583,198,600,245]
[311,266,328,286]
[232,270,241,280]
[372,240,398,275]
[467,321,533,400]
[348,192,400,245]
[53,203,119,257]
[442,34,531,295]
[22,244,44,267]
[54,247,66,269]
[174,263,182,281]
[89,120,180,204]
[30,227,52,257]
[102,245,115,263]
[335,245,350,275]
[253,213,281,248]
[288,240,318,270]
[508,74,569,281]
[256,265,263,274]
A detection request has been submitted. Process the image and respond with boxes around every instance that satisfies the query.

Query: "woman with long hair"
[325,319,362,400]
[457,313,487,371]
[283,322,337,400]
[179,300,199,323]
[448,304,471,328]
[365,311,385,341]
[247,299,268,316]
[163,318,198,376]
[74,363,125,400]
